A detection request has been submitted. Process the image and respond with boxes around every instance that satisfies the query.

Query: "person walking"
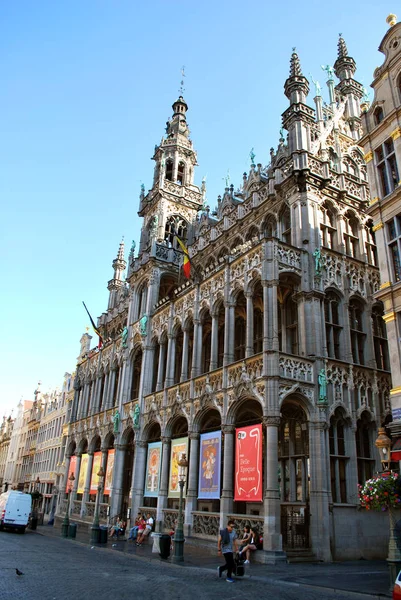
[217,519,238,583]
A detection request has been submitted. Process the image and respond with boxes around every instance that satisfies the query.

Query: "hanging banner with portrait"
[144,442,162,497]
[168,437,188,498]
[77,453,89,494]
[65,455,77,492]
[234,424,263,502]
[104,449,115,495]
[198,431,221,499]
[90,451,102,494]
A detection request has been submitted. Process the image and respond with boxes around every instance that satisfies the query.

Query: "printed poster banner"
[198,431,221,499]
[144,442,162,497]
[77,453,89,494]
[65,455,77,492]
[104,449,115,495]
[90,451,102,493]
[168,437,188,498]
[234,424,263,502]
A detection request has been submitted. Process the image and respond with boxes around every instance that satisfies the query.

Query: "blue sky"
[0,1,396,416]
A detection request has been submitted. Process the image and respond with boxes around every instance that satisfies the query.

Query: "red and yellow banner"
[65,455,77,493]
[234,424,263,502]
[90,452,102,493]
[168,437,188,498]
[104,449,115,495]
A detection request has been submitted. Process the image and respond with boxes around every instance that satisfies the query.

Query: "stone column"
[220,425,234,527]
[210,311,219,370]
[185,432,200,534]
[196,321,203,373]
[263,416,286,561]
[191,319,200,378]
[309,416,332,562]
[156,342,166,390]
[245,292,254,357]
[165,334,176,387]
[223,303,235,365]
[156,436,171,531]
[81,452,94,518]
[130,441,147,520]
[110,444,126,518]
[180,327,190,381]
[100,372,109,412]
[106,369,116,409]
[60,455,71,503]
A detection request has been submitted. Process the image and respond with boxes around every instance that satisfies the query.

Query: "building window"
[371,304,389,370]
[165,159,173,181]
[387,215,401,281]
[355,414,375,485]
[324,292,342,359]
[365,222,378,266]
[375,138,399,197]
[343,213,359,258]
[278,404,309,503]
[320,204,336,249]
[280,207,291,244]
[329,410,349,503]
[373,106,384,125]
[349,299,365,365]
[177,161,185,185]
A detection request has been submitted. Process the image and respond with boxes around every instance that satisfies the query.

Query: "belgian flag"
[175,236,191,279]
[82,301,103,349]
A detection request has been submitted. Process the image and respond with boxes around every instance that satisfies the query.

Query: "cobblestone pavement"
[0,529,382,600]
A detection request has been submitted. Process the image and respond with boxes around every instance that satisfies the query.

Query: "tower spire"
[107,238,126,310]
[337,33,348,60]
[289,47,302,77]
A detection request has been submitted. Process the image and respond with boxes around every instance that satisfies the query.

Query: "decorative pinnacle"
[117,238,125,261]
[337,34,348,60]
[289,48,302,77]
[179,65,185,96]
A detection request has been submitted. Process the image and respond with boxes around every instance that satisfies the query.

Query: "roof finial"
[117,237,125,261]
[289,48,302,77]
[179,65,186,96]
[387,14,397,27]
[337,33,348,60]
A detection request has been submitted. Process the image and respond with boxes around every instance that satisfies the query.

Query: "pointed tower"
[107,239,126,310]
[137,96,203,256]
[282,49,315,174]
[334,34,364,139]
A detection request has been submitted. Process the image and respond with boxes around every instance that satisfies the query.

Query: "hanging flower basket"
[358,471,401,511]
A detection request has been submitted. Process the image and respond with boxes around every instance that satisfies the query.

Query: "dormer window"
[373,106,384,125]
[177,161,185,185]
[165,159,173,181]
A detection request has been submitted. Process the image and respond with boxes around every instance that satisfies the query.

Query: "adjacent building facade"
[360,15,401,444]
[0,416,14,490]
[59,34,395,562]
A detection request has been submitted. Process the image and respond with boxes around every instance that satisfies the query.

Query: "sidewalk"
[33,523,392,598]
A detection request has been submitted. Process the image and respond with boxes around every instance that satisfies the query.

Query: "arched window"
[355,413,375,484]
[164,215,188,247]
[234,292,246,361]
[372,304,389,370]
[130,349,143,400]
[263,215,277,238]
[320,204,336,249]
[343,213,359,257]
[177,161,185,185]
[201,312,212,374]
[278,404,309,502]
[165,159,173,181]
[278,290,298,354]
[349,299,365,365]
[280,207,291,244]
[324,292,342,359]
[329,409,349,503]
[174,327,184,383]
[365,221,378,266]
[373,106,384,125]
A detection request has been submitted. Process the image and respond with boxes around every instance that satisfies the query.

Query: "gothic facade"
[62,38,392,561]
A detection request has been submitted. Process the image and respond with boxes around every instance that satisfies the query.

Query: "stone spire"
[107,238,126,310]
[337,34,348,60]
[334,34,356,80]
[284,48,310,105]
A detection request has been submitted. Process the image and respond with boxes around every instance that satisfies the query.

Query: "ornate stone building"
[4,400,33,491]
[0,416,14,491]
[360,15,401,441]
[63,38,392,561]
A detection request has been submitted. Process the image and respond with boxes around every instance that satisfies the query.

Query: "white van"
[0,491,32,533]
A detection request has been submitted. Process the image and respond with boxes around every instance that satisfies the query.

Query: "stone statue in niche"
[313,248,322,276]
[318,369,327,403]
[113,410,120,433]
[121,326,128,348]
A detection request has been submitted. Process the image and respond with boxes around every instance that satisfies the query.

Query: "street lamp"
[61,472,75,538]
[90,466,105,544]
[172,453,189,563]
[375,427,392,471]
